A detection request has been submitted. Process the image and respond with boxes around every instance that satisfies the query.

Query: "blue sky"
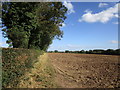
[0,2,119,51]
[48,2,119,51]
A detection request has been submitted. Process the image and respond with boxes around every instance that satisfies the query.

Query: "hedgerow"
[2,48,43,88]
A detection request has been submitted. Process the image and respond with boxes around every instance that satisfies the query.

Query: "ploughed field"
[48,53,119,88]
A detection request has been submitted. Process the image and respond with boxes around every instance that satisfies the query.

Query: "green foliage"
[65,50,69,53]
[2,2,37,48]
[2,48,42,88]
[2,2,67,51]
[54,50,58,53]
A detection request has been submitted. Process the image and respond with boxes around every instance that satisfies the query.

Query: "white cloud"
[84,9,92,13]
[112,22,119,24]
[79,4,118,23]
[110,40,118,44]
[63,1,75,14]
[98,3,108,8]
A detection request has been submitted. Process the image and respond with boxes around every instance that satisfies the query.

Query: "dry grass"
[17,53,57,88]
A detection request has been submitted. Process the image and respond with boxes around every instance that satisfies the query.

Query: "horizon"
[47,48,119,52]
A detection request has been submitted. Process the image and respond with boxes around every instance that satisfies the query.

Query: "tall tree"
[2,2,37,48]
[2,2,67,51]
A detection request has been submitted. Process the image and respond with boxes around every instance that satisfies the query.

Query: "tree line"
[48,49,120,55]
[2,2,67,51]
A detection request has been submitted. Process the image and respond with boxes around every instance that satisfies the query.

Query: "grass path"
[17,53,57,88]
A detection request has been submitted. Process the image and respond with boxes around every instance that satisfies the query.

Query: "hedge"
[2,48,43,88]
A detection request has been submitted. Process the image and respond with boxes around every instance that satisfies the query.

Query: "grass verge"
[18,53,57,88]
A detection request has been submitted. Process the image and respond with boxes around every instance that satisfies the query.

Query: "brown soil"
[48,53,120,88]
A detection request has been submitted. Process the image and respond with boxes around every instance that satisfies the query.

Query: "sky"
[0,2,119,51]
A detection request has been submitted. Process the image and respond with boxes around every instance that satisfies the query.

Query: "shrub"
[65,50,69,53]
[54,50,58,53]
[2,48,43,88]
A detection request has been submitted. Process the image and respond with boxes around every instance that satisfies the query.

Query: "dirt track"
[48,53,119,88]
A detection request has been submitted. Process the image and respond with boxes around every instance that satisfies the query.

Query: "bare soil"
[48,53,120,88]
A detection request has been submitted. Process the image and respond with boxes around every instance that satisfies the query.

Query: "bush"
[65,50,69,53]
[2,48,43,88]
[54,50,58,53]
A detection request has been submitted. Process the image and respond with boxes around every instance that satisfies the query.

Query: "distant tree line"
[48,49,120,55]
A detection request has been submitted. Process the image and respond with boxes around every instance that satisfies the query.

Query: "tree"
[2,2,67,51]
[88,50,93,54]
[104,49,115,55]
[115,49,120,55]
[54,50,58,53]
[65,50,69,53]
[2,2,38,48]
[80,50,85,53]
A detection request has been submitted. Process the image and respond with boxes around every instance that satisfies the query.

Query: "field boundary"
[17,53,57,88]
